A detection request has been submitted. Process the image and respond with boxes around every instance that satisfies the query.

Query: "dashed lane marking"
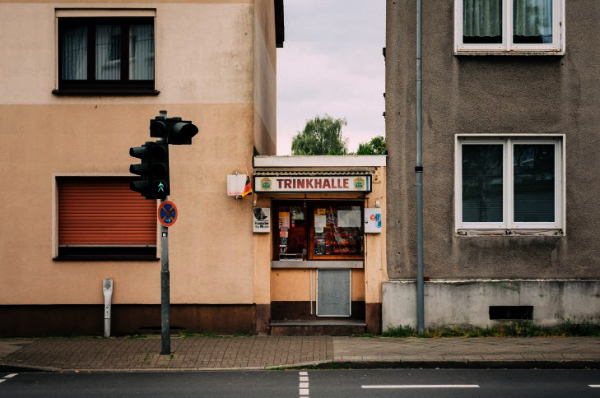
[362,385,480,389]
[4,374,17,379]
[299,371,309,397]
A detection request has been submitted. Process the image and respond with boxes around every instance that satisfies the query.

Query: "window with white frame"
[456,136,564,232]
[455,0,564,54]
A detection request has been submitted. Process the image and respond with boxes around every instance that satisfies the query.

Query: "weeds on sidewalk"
[382,320,600,338]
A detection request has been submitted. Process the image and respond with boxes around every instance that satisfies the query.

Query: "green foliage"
[180,331,222,338]
[356,135,386,155]
[291,115,349,155]
[382,320,600,338]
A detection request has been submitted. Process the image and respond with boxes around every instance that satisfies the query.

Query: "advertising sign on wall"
[364,208,382,233]
[254,175,371,193]
[253,208,271,233]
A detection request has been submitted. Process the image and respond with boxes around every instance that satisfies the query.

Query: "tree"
[291,115,349,155]
[356,135,387,155]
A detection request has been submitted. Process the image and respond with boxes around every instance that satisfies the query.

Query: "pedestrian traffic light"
[129,141,170,200]
[149,115,198,145]
[148,141,170,200]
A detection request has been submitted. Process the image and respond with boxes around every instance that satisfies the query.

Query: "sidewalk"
[1,335,599,372]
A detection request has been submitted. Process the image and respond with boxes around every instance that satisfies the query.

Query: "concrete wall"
[0,0,273,315]
[385,0,600,280]
[383,280,600,329]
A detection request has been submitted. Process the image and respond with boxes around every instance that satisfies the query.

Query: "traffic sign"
[158,200,178,227]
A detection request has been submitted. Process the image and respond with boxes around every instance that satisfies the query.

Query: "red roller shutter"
[58,178,156,246]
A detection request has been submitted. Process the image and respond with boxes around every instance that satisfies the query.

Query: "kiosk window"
[274,201,364,261]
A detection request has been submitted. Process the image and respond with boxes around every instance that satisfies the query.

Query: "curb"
[0,363,60,373]
[4,360,600,373]
[321,360,600,370]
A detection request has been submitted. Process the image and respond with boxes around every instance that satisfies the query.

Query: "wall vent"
[489,306,534,320]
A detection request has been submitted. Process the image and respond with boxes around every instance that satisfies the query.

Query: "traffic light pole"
[160,202,171,355]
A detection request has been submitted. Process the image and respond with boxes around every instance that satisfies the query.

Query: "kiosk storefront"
[252,156,387,335]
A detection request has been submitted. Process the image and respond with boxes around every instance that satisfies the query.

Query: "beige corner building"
[0,0,388,336]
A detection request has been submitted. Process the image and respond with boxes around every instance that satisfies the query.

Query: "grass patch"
[382,320,600,338]
[353,333,376,338]
[180,331,223,339]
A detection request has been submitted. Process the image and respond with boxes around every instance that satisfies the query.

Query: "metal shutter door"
[58,178,156,246]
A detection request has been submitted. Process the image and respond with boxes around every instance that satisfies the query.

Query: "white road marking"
[0,380,5,384]
[362,385,480,389]
[299,371,309,397]
[4,374,17,379]
[589,385,600,388]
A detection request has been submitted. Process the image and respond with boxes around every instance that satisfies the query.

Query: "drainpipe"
[415,0,425,333]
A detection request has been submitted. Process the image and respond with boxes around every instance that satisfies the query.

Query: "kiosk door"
[317,269,351,317]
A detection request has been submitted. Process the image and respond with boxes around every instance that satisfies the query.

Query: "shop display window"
[274,201,364,261]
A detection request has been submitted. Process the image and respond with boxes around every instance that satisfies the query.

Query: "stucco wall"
[383,280,600,329]
[385,0,600,279]
[0,0,270,306]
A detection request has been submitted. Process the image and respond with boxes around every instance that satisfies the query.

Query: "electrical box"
[364,208,382,233]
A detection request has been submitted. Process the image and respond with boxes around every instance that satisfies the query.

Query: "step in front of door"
[270,320,366,336]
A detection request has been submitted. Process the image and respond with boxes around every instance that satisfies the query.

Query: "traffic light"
[150,115,199,145]
[129,142,151,197]
[129,141,170,200]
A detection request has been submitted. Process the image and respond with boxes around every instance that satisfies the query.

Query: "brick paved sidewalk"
[1,336,600,372]
[0,336,332,372]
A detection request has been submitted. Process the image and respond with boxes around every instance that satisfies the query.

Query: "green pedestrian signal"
[129,141,170,200]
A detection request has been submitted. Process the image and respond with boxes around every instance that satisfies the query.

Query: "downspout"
[415,0,425,333]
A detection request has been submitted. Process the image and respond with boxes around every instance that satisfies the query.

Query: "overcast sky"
[276,0,386,155]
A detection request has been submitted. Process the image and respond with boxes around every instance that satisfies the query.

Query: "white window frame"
[455,0,565,55]
[455,135,565,233]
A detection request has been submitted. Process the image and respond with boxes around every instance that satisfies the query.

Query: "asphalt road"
[2,369,600,398]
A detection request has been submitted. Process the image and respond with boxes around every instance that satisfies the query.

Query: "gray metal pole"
[160,202,171,355]
[415,0,425,333]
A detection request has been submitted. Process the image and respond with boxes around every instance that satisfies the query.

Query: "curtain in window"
[129,24,154,80]
[463,0,502,39]
[513,0,552,42]
[96,25,121,80]
[513,144,555,222]
[61,25,88,80]
[462,145,504,223]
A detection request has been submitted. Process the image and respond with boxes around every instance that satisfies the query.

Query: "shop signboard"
[254,175,371,193]
[253,208,271,233]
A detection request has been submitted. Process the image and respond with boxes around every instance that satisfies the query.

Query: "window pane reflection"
[462,145,504,223]
[513,144,555,222]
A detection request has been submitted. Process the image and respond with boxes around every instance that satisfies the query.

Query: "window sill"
[54,255,159,261]
[456,229,564,237]
[454,50,564,56]
[52,89,160,96]
[271,260,364,269]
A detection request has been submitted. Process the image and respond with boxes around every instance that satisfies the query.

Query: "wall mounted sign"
[253,207,271,233]
[254,175,371,193]
[364,208,382,233]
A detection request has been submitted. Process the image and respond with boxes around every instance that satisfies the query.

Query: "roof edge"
[254,155,386,168]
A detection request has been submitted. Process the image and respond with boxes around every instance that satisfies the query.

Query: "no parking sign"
[158,200,178,227]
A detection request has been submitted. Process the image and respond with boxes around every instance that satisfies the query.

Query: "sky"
[276,0,386,155]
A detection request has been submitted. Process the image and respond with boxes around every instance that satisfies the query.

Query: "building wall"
[385,0,600,280]
[0,0,277,335]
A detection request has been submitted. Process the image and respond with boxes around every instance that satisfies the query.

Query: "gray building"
[383,0,600,329]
